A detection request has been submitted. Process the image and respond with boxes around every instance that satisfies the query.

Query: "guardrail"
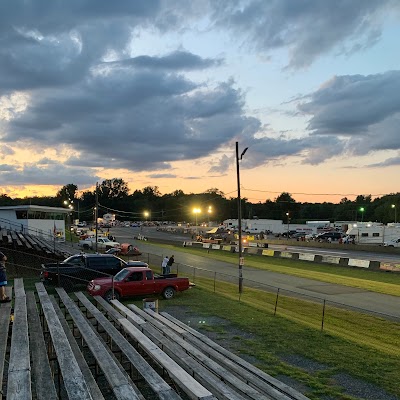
[183,241,399,272]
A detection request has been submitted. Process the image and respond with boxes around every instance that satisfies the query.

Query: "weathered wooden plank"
[10,232,22,247]
[13,278,25,299]
[120,310,247,400]
[49,296,105,400]
[160,312,310,400]
[94,295,131,322]
[109,300,146,326]
[134,308,270,400]
[26,292,57,400]
[7,285,31,399]
[16,233,32,250]
[55,288,142,400]
[117,317,216,400]
[0,286,12,400]
[76,292,182,400]
[35,283,93,400]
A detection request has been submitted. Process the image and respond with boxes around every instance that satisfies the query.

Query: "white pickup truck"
[383,238,400,248]
[79,237,120,251]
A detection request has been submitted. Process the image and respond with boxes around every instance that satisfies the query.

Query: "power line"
[242,187,391,198]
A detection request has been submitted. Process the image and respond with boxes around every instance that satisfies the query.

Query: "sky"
[1,0,400,204]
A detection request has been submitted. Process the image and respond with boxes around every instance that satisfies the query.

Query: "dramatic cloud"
[210,0,397,68]
[0,163,99,186]
[0,0,399,192]
[298,71,400,158]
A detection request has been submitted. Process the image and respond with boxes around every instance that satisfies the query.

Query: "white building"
[0,205,70,241]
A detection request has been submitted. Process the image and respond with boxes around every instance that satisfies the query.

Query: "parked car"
[87,266,193,301]
[316,232,343,241]
[78,237,120,250]
[40,254,148,290]
[383,238,400,247]
[105,243,142,256]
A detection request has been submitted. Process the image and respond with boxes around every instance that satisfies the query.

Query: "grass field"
[11,242,400,399]
[151,243,400,297]
[120,284,399,400]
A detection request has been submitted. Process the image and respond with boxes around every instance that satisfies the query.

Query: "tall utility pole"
[236,141,248,295]
[95,182,99,253]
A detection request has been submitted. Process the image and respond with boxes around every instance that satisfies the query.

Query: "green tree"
[98,179,129,199]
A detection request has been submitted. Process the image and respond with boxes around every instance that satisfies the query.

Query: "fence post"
[57,261,60,287]
[147,252,150,264]
[274,288,280,316]
[321,299,326,332]
[214,272,216,293]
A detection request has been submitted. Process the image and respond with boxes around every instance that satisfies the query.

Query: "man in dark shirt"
[166,255,174,274]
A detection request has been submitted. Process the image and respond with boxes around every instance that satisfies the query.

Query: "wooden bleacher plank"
[75,292,183,400]
[55,288,143,400]
[118,305,248,400]
[13,279,25,299]
[160,312,310,400]
[49,296,105,400]
[23,235,42,252]
[16,233,32,250]
[0,286,12,400]
[35,283,93,400]
[128,305,271,400]
[92,297,245,399]
[26,292,57,400]
[7,279,32,399]
[94,295,132,322]
[10,232,22,247]
[109,300,146,326]
[107,301,216,400]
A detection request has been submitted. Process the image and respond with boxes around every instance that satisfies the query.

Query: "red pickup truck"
[87,266,192,302]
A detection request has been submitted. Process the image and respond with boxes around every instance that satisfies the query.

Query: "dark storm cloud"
[210,0,396,68]
[298,71,400,156]
[148,173,177,179]
[209,134,345,173]
[1,0,398,188]
[110,51,223,70]
[0,163,99,185]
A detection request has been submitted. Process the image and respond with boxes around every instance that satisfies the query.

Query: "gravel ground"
[164,305,399,400]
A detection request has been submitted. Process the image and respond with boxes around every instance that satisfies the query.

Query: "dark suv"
[316,232,343,241]
[41,253,148,290]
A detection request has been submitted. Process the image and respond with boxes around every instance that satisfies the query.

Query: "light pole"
[207,206,212,226]
[236,141,248,295]
[193,208,201,236]
[286,212,290,238]
[392,204,397,224]
[144,211,149,224]
[360,207,365,223]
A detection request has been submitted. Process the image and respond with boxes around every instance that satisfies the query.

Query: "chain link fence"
[3,246,400,348]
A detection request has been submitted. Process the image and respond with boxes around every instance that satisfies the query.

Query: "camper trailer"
[346,223,400,245]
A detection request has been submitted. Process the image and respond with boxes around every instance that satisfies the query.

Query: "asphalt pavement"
[111,226,400,320]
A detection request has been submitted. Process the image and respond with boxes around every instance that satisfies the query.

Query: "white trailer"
[346,223,400,244]
[223,219,283,234]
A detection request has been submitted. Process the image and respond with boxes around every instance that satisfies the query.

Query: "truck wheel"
[162,287,175,300]
[83,244,89,250]
[104,290,120,303]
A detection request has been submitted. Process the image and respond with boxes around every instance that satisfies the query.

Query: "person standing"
[161,255,169,275]
[166,255,174,275]
[0,251,10,303]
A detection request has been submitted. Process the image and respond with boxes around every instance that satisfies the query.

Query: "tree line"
[0,179,398,224]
